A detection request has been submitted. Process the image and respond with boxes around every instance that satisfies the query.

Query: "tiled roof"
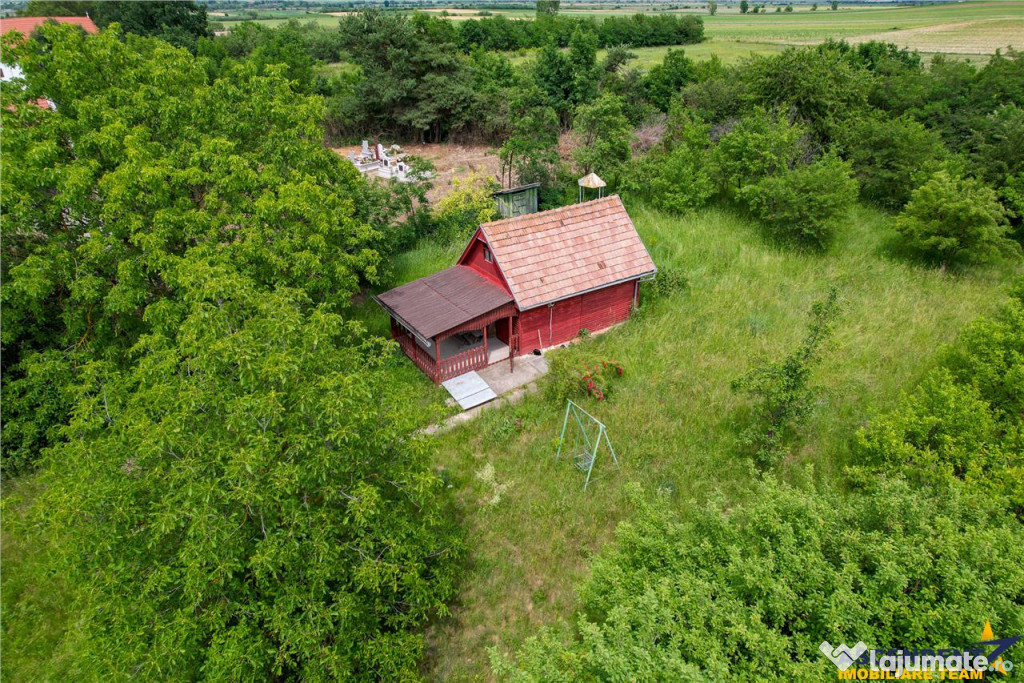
[1,16,99,36]
[480,195,656,310]
[375,265,513,340]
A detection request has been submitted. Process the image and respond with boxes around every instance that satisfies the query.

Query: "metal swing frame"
[555,400,619,491]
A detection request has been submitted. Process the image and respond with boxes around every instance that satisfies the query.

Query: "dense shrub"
[740,45,873,140]
[856,283,1024,514]
[855,369,1013,485]
[944,281,1024,420]
[894,171,1020,266]
[837,113,947,209]
[712,108,806,194]
[621,112,714,213]
[738,154,858,248]
[430,175,499,244]
[644,267,689,301]
[493,477,1024,679]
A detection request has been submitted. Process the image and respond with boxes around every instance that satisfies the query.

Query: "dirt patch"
[405,143,502,203]
[332,142,503,204]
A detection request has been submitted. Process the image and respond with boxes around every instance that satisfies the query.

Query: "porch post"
[434,336,441,382]
[483,325,488,364]
[508,311,514,373]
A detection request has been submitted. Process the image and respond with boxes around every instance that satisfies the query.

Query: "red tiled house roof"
[477,195,656,310]
[1,16,99,35]
[375,265,513,341]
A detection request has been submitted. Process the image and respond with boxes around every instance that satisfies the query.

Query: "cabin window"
[483,247,493,263]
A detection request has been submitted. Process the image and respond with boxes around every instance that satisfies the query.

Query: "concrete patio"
[427,353,549,432]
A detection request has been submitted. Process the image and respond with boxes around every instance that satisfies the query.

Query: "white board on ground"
[442,371,498,410]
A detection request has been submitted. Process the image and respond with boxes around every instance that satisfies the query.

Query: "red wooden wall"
[517,280,636,354]
[460,234,510,291]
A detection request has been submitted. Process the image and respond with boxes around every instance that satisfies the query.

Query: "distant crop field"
[216,2,1023,61]
[701,1,1023,54]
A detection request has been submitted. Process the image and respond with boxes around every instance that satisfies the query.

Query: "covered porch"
[374,265,520,384]
[434,328,510,364]
[391,304,517,383]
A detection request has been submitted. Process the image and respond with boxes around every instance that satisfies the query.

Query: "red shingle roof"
[480,195,656,310]
[375,265,513,341]
[1,16,99,36]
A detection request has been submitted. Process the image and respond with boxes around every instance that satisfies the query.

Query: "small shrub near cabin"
[646,267,688,300]
[545,352,625,404]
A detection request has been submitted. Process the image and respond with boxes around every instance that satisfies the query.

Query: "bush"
[944,282,1024,420]
[732,288,841,469]
[855,369,1007,482]
[545,351,625,404]
[855,282,1024,515]
[622,111,714,213]
[894,171,1020,267]
[738,154,858,248]
[493,477,1024,679]
[431,175,499,243]
[645,267,688,300]
[837,113,947,210]
[712,108,806,194]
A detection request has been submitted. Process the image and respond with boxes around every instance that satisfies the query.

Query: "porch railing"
[396,333,440,381]
[437,344,489,382]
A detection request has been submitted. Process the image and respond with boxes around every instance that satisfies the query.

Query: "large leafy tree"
[643,48,696,112]
[31,273,462,679]
[2,24,463,678]
[572,92,632,179]
[1,24,381,470]
[741,45,873,140]
[18,0,211,51]
[337,10,478,141]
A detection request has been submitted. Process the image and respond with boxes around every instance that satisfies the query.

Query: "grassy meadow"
[402,202,1018,679]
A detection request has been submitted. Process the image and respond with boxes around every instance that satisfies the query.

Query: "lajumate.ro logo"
[821,623,1020,680]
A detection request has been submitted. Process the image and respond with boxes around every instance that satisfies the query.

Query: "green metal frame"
[555,400,619,491]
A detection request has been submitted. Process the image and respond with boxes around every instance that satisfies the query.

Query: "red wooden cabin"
[374,195,656,383]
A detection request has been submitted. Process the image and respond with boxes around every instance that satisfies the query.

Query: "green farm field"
[341,202,1021,679]
[232,2,1023,66]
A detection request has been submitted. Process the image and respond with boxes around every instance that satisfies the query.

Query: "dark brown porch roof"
[374,265,513,341]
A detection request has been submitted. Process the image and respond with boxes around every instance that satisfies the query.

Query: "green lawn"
[412,202,1020,679]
